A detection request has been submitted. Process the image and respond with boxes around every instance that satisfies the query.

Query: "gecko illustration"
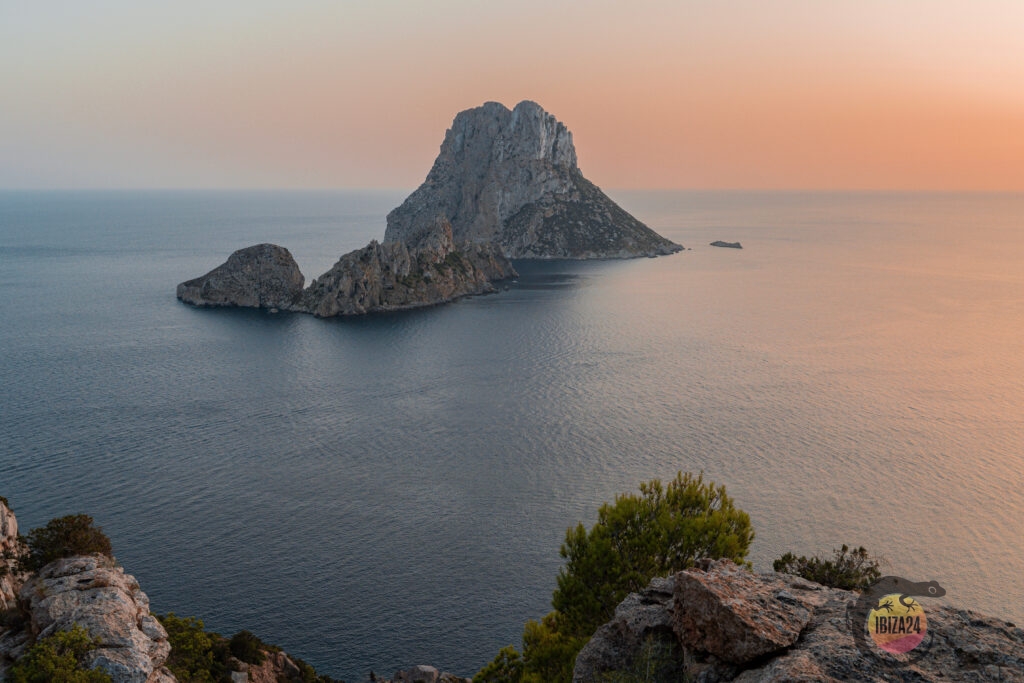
[846,576,945,663]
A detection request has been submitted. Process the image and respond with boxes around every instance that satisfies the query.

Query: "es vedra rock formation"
[178,101,680,316]
[385,100,681,259]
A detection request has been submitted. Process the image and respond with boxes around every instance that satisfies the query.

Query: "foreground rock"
[177,218,516,316]
[0,499,23,611]
[176,243,305,309]
[385,100,682,259]
[575,559,1024,682]
[17,554,175,682]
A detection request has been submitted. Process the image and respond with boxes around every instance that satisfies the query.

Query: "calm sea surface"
[1,190,1022,679]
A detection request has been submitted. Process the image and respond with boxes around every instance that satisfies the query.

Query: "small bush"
[228,629,265,665]
[6,624,112,683]
[773,544,881,591]
[21,515,113,573]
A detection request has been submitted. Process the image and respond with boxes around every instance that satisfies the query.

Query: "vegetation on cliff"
[6,625,112,683]
[158,613,339,683]
[18,514,112,573]
[773,544,882,591]
[476,472,753,683]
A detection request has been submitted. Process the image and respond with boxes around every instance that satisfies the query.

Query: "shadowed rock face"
[177,218,517,317]
[385,100,682,259]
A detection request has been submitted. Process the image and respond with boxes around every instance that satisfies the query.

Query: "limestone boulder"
[672,559,820,665]
[18,554,174,683]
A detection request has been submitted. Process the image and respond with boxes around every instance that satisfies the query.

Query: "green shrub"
[6,624,112,683]
[476,472,754,683]
[553,472,753,640]
[157,614,340,683]
[773,544,881,591]
[158,613,225,683]
[21,515,113,573]
[228,630,265,665]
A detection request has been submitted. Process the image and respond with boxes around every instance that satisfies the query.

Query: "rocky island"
[177,101,680,316]
[177,217,515,316]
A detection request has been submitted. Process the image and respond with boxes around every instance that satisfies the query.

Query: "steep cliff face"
[0,500,23,612]
[574,559,1024,682]
[177,218,516,317]
[385,101,681,259]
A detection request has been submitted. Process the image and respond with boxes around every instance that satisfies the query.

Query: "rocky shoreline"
[4,498,1022,682]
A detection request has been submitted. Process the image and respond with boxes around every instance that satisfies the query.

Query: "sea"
[1,190,1022,680]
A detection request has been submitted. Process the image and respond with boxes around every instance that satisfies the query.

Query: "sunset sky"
[2,1,1023,190]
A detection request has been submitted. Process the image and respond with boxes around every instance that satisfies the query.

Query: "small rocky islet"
[176,101,682,317]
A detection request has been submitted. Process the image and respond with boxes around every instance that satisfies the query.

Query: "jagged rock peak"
[385,100,681,259]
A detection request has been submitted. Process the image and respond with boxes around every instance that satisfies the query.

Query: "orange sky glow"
[2,1,1023,190]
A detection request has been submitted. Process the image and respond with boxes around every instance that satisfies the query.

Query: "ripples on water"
[1,190,1022,679]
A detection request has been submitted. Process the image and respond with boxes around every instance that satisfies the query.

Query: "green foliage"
[228,630,265,665]
[6,624,112,683]
[21,515,113,573]
[473,645,523,683]
[552,472,753,640]
[157,614,340,683]
[476,472,753,683]
[773,544,881,591]
[520,613,583,683]
[158,613,226,683]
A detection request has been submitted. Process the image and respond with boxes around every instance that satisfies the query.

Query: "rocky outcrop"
[575,559,1024,682]
[301,217,516,317]
[176,243,305,309]
[385,100,681,259]
[0,499,24,612]
[178,218,516,316]
[18,554,175,683]
[710,241,742,249]
[673,559,813,665]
